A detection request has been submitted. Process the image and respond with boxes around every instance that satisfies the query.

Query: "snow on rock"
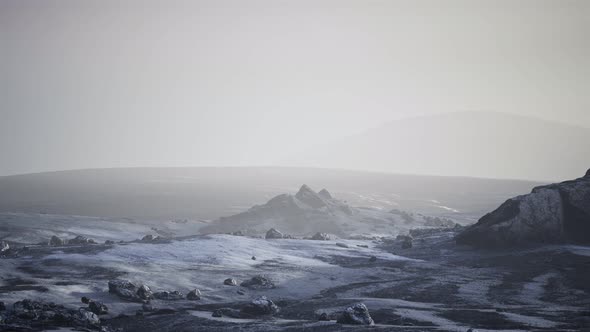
[456,170,590,247]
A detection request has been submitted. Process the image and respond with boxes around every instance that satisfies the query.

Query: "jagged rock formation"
[337,303,374,325]
[265,228,284,239]
[200,185,357,236]
[456,170,590,247]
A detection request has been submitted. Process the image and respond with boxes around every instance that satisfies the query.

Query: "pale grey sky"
[1,0,588,176]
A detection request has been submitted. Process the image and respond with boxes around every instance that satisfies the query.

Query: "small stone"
[251,256,256,260]
[224,278,237,286]
[186,289,201,301]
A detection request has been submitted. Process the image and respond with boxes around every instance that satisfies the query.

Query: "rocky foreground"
[456,169,590,247]
[1,227,589,331]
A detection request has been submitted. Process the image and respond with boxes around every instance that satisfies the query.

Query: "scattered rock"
[311,232,331,241]
[224,278,237,286]
[337,303,374,325]
[88,301,109,315]
[136,284,153,300]
[48,235,64,246]
[153,291,184,300]
[68,235,96,245]
[318,312,330,321]
[240,296,279,317]
[0,241,9,252]
[108,280,141,302]
[265,228,284,239]
[5,299,101,329]
[186,289,201,300]
[240,275,275,289]
[336,242,349,248]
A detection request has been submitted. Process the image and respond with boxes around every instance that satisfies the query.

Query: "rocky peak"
[295,184,327,209]
[585,168,590,178]
[318,188,332,199]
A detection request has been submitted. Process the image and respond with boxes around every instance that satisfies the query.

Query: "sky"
[0,0,589,176]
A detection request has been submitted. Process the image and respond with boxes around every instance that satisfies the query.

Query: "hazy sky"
[1,0,588,176]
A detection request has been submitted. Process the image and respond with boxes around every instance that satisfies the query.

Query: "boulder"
[456,170,590,247]
[337,303,374,325]
[310,232,331,241]
[240,276,275,289]
[88,301,108,315]
[369,256,377,262]
[336,242,349,248]
[141,235,154,242]
[68,235,96,245]
[318,312,330,321]
[81,297,90,304]
[0,241,9,252]
[240,296,279,317]
[265,228,284,239]
[186,289,201,300]
[108,280,140,301]
[136,284,153,300]
[224,278,237,286]
[48,235,64,246]
[104,240,115,245]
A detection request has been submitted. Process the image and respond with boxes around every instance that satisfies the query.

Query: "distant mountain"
[287,112,590,182]
[200,184,446,237]
[0,167,541,221]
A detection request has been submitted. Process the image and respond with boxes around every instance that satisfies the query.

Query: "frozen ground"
[1,225,589,331]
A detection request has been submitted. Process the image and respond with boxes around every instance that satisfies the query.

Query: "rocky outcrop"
[456,170,590,247]
[186,289,201,300]
[108,280,152,302]
[153,290,184,300]
[48,235,64,246]
[200,185,356,236]
[337,303,374,325]
[240,296,279,317]
[2,299,101,329]
[68,235,96,245]
[265,228,284,239]
[240,276,275,289]
[310,232,331,240]
[224,278,237,286]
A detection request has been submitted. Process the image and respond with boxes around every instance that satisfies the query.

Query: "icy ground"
[1,229,589,331]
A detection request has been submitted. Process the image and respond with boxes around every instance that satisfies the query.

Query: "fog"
[1,0,588,178]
